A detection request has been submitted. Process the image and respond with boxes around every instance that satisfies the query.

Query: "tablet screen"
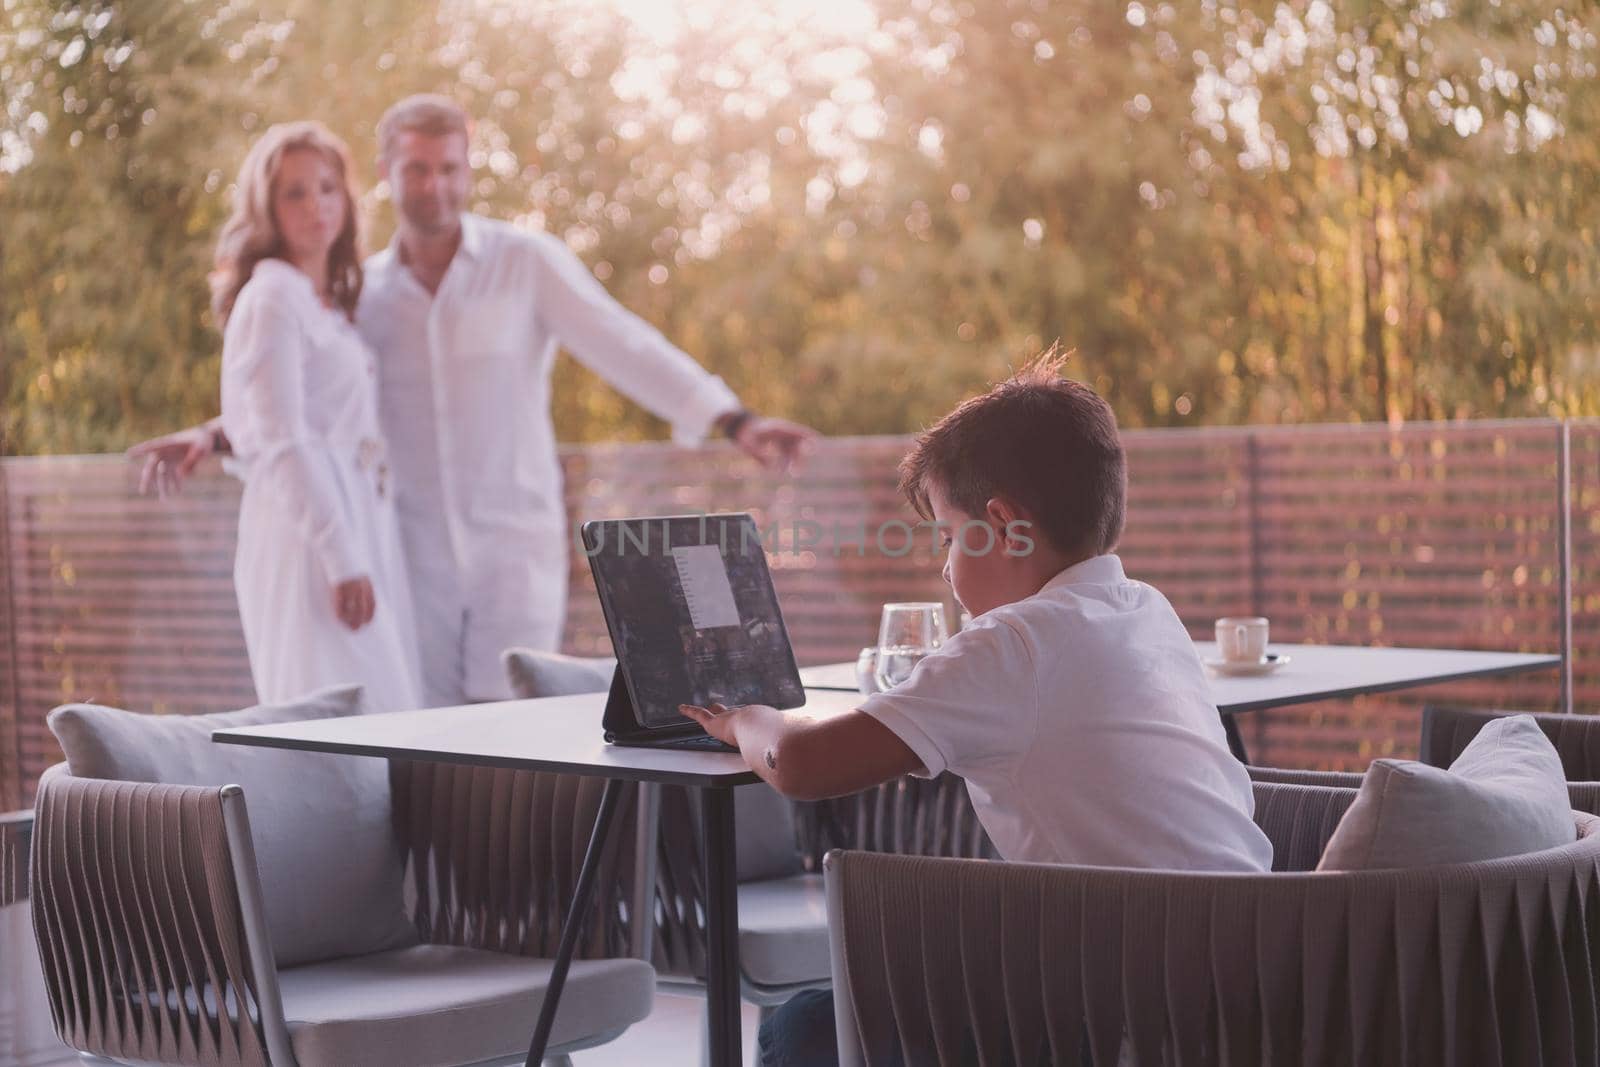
[584,513,805,728]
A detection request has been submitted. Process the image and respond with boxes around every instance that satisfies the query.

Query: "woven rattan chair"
[1420,705,1600,777]
[825,780,1600,1066]
[30,757,654,1067]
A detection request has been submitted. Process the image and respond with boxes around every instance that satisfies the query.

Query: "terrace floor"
[22,992,761,1067]
[573,995,762,1065]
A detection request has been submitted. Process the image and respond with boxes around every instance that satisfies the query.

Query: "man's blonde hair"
[377,94,470,160]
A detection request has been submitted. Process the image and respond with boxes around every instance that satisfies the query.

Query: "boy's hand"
[679,702,751,748]
[680,700,921,801]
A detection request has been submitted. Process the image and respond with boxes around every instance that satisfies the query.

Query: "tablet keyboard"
[666,734,738,752]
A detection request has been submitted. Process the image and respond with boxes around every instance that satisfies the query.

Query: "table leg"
[1222,713,1250,764]
[701,785,742,1067]
[525,777,626,1066]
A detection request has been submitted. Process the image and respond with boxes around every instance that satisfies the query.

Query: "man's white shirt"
[356,213,740,702]
[862,554,1274,872]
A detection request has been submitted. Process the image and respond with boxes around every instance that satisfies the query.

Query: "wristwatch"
[718,408,754,441]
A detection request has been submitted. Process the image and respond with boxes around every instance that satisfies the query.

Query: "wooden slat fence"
[0,420,1592,806]
[1244,421,1570,766]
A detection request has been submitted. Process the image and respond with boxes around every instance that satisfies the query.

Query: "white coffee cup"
[1215,616,1269,663]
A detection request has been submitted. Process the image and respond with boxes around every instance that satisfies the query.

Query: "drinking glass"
[856,647,881,695]
[874,602,948,691]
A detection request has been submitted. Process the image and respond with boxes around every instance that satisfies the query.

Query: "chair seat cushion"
[279,943,655,1067]
[738,873,831,988]
[1319,713,1575,870]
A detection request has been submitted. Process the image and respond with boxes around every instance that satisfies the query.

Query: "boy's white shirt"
[861,553,1274,872]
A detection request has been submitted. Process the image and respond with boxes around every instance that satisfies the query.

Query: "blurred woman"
[213,121,421,712]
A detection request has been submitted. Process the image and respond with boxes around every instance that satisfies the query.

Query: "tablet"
[581,513,805,734]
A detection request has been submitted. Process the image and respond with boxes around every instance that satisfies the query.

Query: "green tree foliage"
[2,0,1597,454]
[1,1,272,452]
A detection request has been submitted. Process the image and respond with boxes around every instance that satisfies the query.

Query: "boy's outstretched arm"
[679,701,923,801]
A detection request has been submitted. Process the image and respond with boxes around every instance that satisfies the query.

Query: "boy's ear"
[984,496,1030,533]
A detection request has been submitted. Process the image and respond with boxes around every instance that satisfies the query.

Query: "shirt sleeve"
[859,617,1038,779]
[528,232,741,444]
[222,281,367,585]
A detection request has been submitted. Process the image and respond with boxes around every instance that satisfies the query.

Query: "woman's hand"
[333,576,376,630]
[128,419,227,498]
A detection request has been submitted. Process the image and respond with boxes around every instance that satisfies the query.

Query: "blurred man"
[134,94,814,705]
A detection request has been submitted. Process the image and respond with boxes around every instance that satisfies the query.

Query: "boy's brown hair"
[898,347,1127,557]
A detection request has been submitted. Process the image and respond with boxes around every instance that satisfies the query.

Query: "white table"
[214,687,864,1067]
[800,643,1562,762]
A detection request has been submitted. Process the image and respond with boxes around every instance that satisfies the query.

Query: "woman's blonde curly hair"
[211,120,363,327]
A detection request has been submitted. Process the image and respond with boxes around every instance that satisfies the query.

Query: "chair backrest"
[1248,779,1358,872]
[826,795,1600,1067]
[30,763,295,1067]
[1246,764,1365,790]
[796,773,997,867]
[1421,705,1600,778]
[388,760,641,962]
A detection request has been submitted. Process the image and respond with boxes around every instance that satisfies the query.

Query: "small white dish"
[1203,652,1291,677]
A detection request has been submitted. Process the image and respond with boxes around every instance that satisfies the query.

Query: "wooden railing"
[1,420,1593,807]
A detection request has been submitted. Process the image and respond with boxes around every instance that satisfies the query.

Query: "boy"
[682,352,1272,1065]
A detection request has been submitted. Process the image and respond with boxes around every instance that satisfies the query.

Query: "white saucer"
[1203,653,1290,677]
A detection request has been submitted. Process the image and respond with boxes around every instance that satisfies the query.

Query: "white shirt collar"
[1039,553,1126,594]
[457,213,484,259]
[371,213,480,278]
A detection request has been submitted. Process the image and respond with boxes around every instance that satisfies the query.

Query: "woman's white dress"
[221,258,422,713]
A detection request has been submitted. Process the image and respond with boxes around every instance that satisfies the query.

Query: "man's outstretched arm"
[679,701,922,801]
[530,232,819,470]
[127,416,229,497]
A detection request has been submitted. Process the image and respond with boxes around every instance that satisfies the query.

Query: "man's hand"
[731,415,817,475]
[333,576,376,630]
[128,420,225,498]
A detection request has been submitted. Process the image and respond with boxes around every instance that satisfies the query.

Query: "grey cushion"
[47,684,415,968]
[503,648,617,699]
[279,944,654,1067]
[737,874,831,988]
[1318,714,1575,871]
[502,647,805,883]
[732,788,804,883]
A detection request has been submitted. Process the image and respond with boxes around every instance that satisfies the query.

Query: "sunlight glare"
[595,0,876,46]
